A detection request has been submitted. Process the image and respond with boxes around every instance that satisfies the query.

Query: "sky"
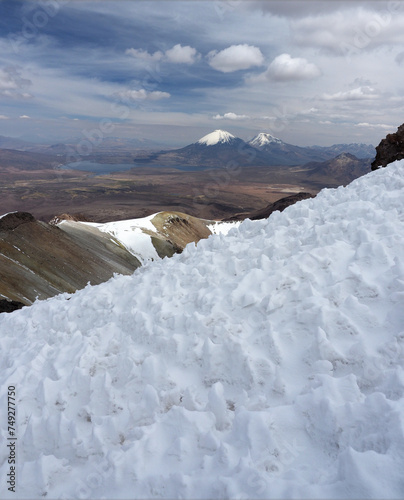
[0,0,404,147]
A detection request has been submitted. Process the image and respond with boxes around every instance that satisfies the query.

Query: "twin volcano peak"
[196,130,283,148]
[249,132,283,148]
[197,130,237,146]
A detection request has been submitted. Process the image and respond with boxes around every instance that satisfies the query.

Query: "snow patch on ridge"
[197,129,236,146]
[82,214,160,263]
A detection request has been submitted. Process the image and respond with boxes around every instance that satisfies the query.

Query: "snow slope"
[1,161,404,499]
[80,214,161,264]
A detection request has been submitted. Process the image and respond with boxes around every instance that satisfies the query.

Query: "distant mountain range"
[0,132,375,167]
[0,135,168,155]
[134,130,375,168]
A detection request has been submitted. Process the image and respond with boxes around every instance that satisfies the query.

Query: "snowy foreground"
[1,162,404,499]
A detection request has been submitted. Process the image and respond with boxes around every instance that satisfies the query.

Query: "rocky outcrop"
[0,299,24,313]
[49,213,94,225]
[371,123,404,170]
[0,211,36,231]
[225,193,314,221]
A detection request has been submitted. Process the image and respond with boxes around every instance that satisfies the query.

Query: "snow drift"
[0,161,404,499]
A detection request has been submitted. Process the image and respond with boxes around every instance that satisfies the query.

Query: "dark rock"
[248,193,315,220]
[225,192,314,221]
[0,212,36,232]
[0,299,24,313]
[371,123,404,170]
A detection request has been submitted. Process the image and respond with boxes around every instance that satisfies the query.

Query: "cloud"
[291,7,404,55]
[0,66,32,99]
[114,89,170,101]
[395,51,404,66]
[249,0,368,18]
[125,48,163,61]
[165,44,200,64]
[322,86,379,101]
[264,53,321,81]
[355,122,395,130]
[126,44,199,64]
[19,115,31,119]
[213,112,249,120]
[208,44,264,73]
[0,115,9,120]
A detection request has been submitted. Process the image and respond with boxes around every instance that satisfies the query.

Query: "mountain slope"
[304,152,371,185]
[0,212,141,306]
[248,133,373,166]
[0,161,403,498]
[0,211,239,308]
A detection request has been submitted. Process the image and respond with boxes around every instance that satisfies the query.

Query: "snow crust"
[197,129,236,146]
[1,162,404,498]
[249,132,283,147]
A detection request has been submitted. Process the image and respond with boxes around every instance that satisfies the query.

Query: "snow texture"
[1,161,404,499]
[197,129,236,146]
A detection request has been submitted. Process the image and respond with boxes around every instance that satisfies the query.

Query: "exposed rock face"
[371,123,404,170]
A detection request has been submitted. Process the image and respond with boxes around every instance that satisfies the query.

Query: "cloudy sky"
[0,0,403,146]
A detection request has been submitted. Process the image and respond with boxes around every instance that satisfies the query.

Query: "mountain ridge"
[134,129,375,168]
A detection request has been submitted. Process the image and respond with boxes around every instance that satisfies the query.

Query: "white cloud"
[114,89,170,101]
[213,112,249,120]
[291,7,404,55]
[0,114,8,120]
[165,44,199,64]
[19,115,31,119]
[208,44,264,73]
[0,66,32,98]
[265,53,321,81]
[322,86,379,101]
[126,44,199,64]
[125,48,163,61]
[355,122,395,130]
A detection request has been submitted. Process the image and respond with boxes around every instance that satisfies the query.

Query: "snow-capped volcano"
[197,129,236,146]
[138,129,272,168]
[249,132,283,147]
